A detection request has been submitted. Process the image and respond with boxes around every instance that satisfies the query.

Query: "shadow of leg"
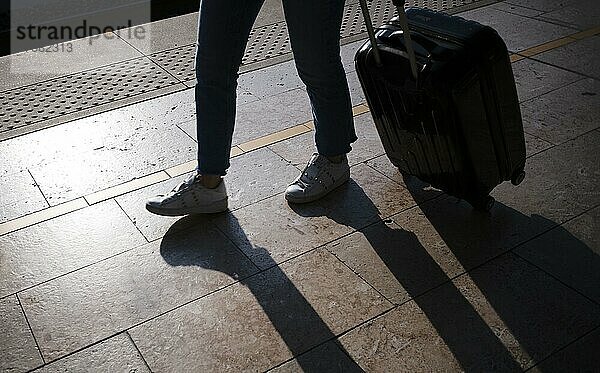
[160,214,366,372]
[289,182,523,371]
[399,175,600,370]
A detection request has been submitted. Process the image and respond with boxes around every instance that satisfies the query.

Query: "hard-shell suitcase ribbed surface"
[355,7,526,210]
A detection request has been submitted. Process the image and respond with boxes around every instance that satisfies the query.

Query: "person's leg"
[146,0,264,215]
[283,0,356,157]
[283,0,356,204]
[195,0,265,178]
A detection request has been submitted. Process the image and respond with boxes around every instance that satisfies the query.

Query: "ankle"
[325,154,345,164]
[197,174,222,189]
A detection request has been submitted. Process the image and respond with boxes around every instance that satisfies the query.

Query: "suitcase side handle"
[359,0,419,80]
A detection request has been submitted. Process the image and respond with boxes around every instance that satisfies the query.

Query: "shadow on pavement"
[290,176,599,371]
[159,174,598,371]
[160,213,364,372]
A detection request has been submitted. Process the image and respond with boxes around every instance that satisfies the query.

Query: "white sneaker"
[146,173,228,216]
[285,153,350,204]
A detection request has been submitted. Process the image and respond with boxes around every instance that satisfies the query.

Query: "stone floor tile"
[515,205,600,304]
[213,163,418,269]
[268,112,384,168]
[116,13,198,55]
[32,334,149,372]
[0,295,43,372]
[524,132,554,157]
[348,113,386,165]
[129,248,391,372]
[255,0,286,28]
[0,55,55,92]
[347,70,366,106]
[212,192,352,270]
[398,190,555,266]
[489,2,545,17]
[0,200,146,298]
[537,0,600,30]
[122,88,196,127]
[341,39,367,74]
[26,117,196,205]
[0,88,198,179]
[363,155,447,202]
[0,35,141,91]
[520,78,599,144]
[366,131,598,246]
[528,327,600,373]
[363,154,409,184]
[173,93,268,143]
[141,85,255,130]
[494,128,599,224]
[233,88,313,145]
[452,253,600,369]
[267,131,315,169]
[506,0,582,13]
[339,253,600,371]
[114,175,187,242]
[19,222,258,361]
[237,88,261,106]
[460,7,575,52]
[175,120,197,142]
[535,36,600,80]
[268,341,363,373]
[338,304,467,371]
[225,148,299,210]
[512,58,583,103]
[237,59,303,100]
[366,149,571,269]
[0,169,49,223]
[327,216,464,305]
[115,148,298,241]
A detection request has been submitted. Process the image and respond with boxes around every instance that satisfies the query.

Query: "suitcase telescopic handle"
[359,0,419,80]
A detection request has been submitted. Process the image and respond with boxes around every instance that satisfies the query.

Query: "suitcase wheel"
[472,195,495,212]
[511,170,526,186]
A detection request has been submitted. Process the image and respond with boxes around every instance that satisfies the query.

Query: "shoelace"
[298,154,329,187]
[171,173,199,194]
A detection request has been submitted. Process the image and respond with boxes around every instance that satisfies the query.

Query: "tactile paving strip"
[149,21,292,83]
[152,0,484,82]
[0,0,489,138]
[149,44,197,83]
[0,58,178,132]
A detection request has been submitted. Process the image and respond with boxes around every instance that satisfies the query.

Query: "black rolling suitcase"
[355,0,526,210]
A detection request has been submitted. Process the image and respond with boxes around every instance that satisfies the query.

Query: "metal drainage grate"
[0,0,491,139]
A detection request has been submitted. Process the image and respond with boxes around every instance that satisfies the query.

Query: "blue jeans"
[195,0,357,175]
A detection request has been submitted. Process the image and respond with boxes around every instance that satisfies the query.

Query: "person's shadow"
[160,213,365,372]
[160,174,599,371]
[291,175,600,371]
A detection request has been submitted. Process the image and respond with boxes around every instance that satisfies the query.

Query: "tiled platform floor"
[1,1,599,372]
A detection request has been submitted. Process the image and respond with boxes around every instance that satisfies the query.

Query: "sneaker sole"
[285,172,350,204]
[145,198,228,216]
